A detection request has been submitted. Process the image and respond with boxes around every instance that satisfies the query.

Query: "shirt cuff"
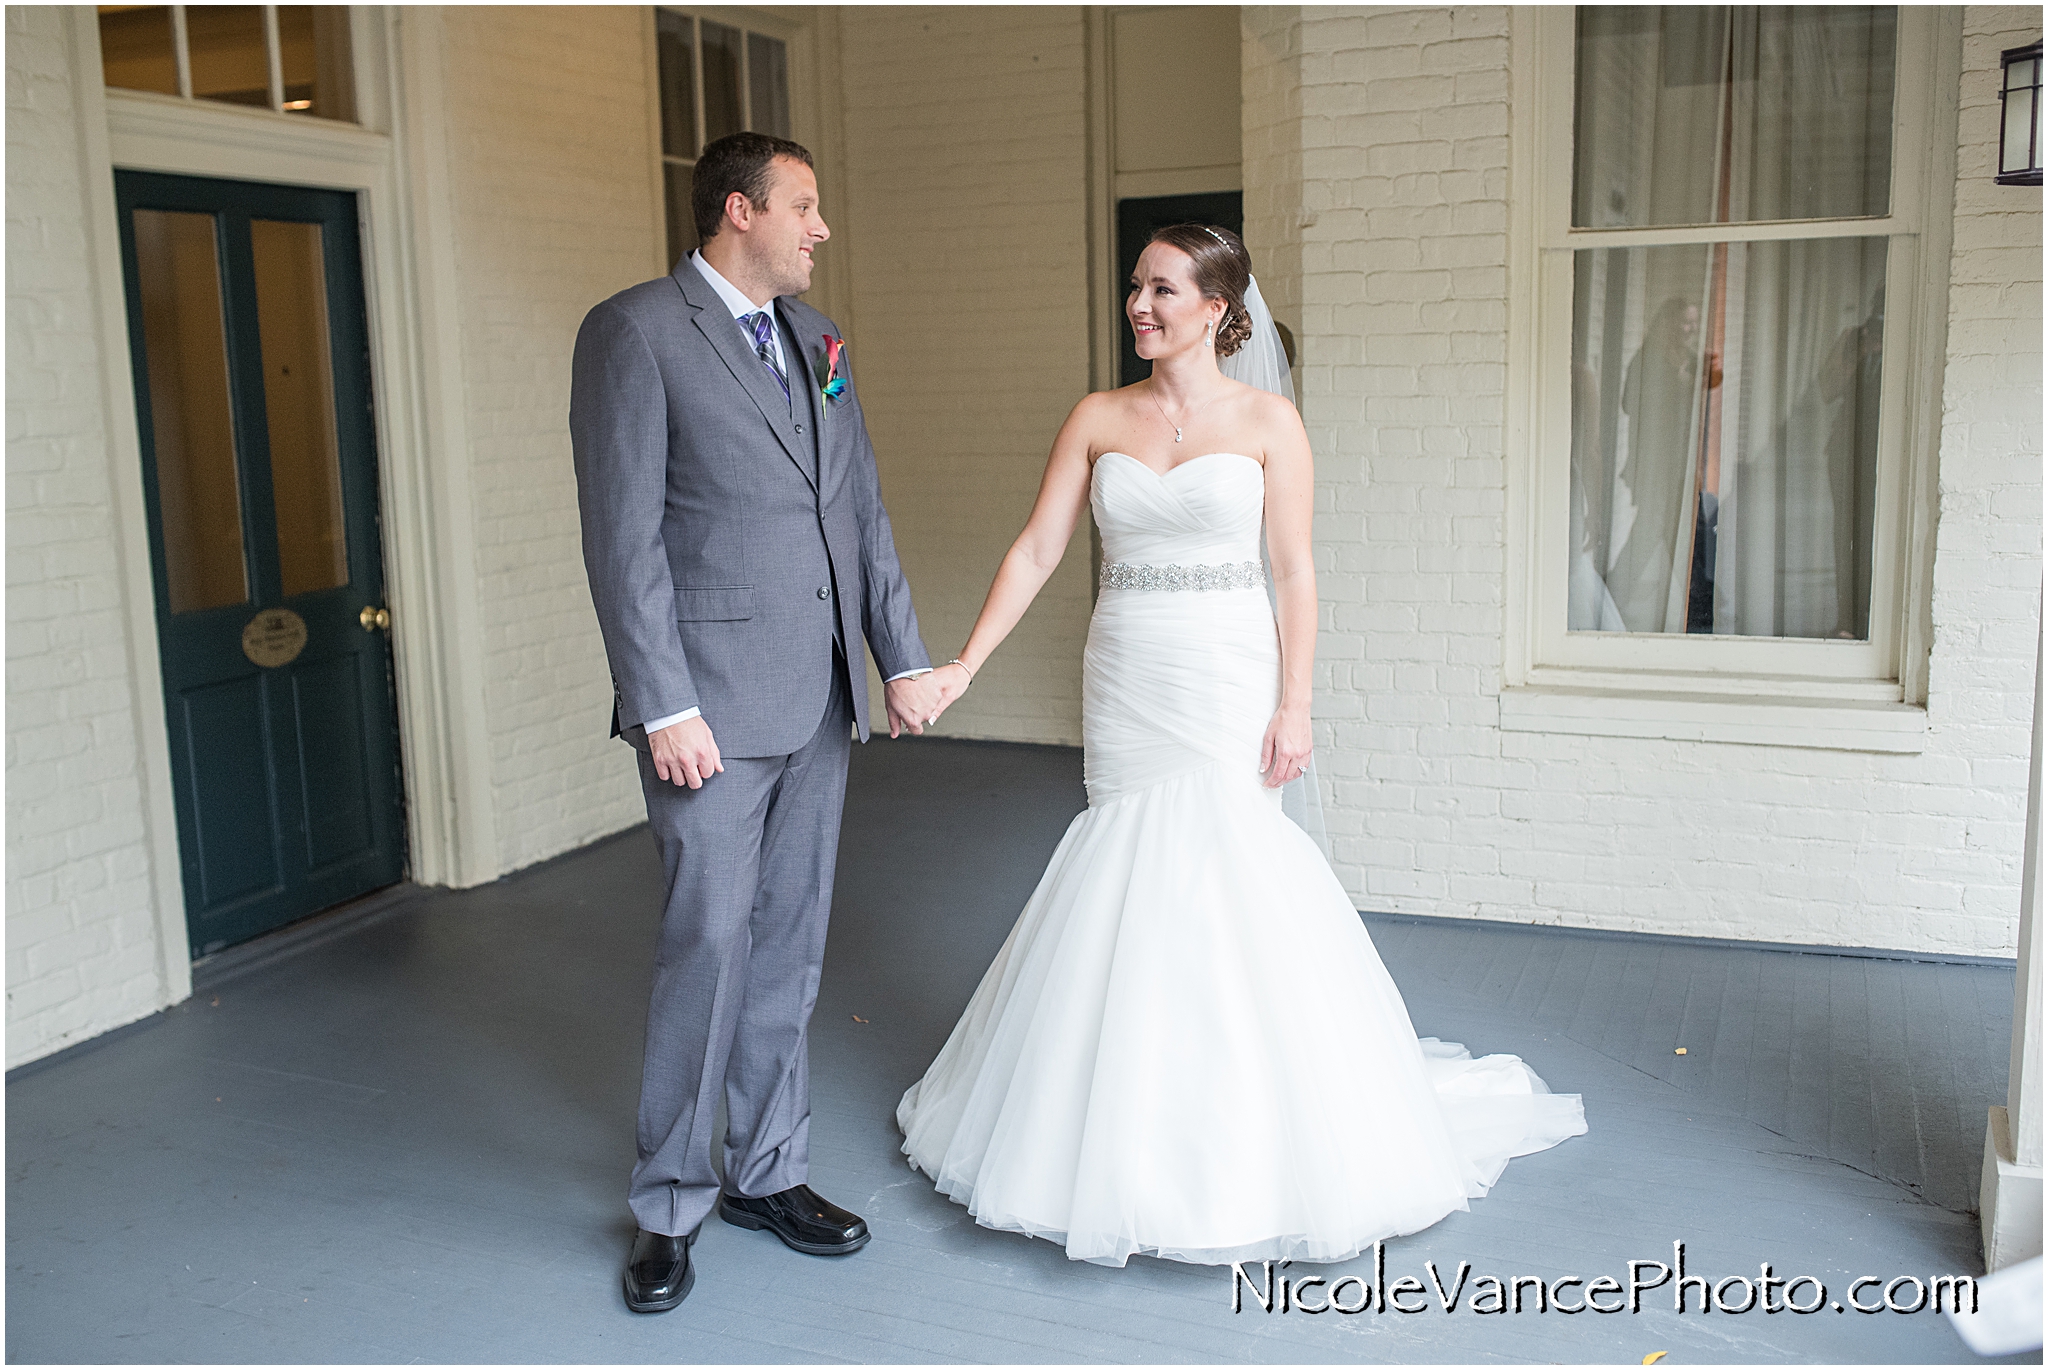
[885,669,932,682]
[642,707,701,733]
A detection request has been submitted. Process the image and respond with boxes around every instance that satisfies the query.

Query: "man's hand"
[884,673,944,738]
[650,715,723,788]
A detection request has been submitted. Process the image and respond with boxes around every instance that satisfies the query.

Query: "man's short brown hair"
[692,132,815,243]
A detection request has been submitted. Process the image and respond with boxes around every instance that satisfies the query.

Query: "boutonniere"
[819,334,849,404]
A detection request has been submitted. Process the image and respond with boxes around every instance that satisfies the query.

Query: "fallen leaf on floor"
[852,1015,868,1023]
[210,997,220,1007]
[1644,1353,1667,1365]
[1674,1047,1687,1055]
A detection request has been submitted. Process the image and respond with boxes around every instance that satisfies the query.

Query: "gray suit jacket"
[570,262,929,758]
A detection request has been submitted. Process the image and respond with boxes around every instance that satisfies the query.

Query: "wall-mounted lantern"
[1998,42,2043,186]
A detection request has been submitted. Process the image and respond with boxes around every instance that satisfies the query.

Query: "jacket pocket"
[674,585,754,622]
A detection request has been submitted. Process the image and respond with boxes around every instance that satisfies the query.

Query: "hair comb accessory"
[1203,226,1231,247]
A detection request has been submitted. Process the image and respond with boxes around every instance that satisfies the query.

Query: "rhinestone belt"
[1099,559,1264,592]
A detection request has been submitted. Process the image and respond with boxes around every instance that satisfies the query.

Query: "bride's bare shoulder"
[1244,385,1304,432]
[1057,385,1145,455]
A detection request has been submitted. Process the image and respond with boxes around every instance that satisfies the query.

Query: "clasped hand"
[652,665,974,785]
[884,662,972,738]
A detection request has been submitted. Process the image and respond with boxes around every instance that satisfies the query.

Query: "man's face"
[738,157,828,296]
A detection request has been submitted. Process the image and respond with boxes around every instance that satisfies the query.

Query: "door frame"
[64,6,498,985]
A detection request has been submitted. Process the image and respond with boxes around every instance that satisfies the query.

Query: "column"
[1982,620,2044,1270]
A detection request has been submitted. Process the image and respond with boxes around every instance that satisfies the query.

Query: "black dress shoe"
[623,1225,697,1313]
[718,1183,869,1255]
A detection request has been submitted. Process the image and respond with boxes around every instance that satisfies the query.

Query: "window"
[1505,6,1951,748]
[1571,8,1895,642]
[655,9,792,268]
[97,5,356,122]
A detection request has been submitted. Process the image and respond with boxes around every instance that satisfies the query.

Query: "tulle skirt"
[896,584,1586,1266]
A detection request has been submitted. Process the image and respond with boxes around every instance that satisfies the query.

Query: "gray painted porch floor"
[5,737,2030,1364]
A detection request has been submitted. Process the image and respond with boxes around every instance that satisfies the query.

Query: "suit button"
[794,423,804,434]
[817,586,830,600]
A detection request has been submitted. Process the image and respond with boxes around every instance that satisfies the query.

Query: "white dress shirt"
[641,252,928,737]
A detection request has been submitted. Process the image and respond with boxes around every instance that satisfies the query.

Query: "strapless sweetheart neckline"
[1097,450,1260,479]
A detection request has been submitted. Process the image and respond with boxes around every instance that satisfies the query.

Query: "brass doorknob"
[359,605,391,631]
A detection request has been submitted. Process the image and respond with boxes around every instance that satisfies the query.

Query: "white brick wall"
[435,6,663,874]
[6,4,2036,1071]
[7,8,174,1065]
[1244,5,2040,956]
[833,6,1094,747]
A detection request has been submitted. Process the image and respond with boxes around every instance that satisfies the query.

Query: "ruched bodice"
[1081,452,1275,809]
[1090,451,1264,567]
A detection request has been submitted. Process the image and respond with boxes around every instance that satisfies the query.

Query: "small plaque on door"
[241,607,308,668]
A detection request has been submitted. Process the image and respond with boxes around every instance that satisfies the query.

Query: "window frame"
[647,5,811,269]
[98,4,357,122]
[1502,6,1959,750]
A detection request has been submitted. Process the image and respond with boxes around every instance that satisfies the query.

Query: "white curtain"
[1568,6,1895,639]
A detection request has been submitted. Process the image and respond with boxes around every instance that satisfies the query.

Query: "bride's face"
[1127,244,1224,362]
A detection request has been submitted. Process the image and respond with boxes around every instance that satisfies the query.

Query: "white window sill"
[1499,685,1928,754]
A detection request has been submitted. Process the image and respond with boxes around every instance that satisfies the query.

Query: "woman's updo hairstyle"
[1145,223,1255,357]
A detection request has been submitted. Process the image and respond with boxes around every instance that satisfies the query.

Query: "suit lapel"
[782,305,829,483]
[672,265,815,492]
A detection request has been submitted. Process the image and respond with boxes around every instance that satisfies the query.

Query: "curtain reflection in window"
[1568,6,1896,639]
[1572,240,1886,639]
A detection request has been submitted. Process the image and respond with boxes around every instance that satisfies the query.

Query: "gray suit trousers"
[628,662,853,1236]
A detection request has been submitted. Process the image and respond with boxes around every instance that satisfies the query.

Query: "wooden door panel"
[290,652,375,872]
[177,675,284,909]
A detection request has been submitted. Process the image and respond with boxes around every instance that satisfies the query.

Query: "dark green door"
[114,171,405,957]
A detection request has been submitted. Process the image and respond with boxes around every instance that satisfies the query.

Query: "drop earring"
[1204,320,1215,348]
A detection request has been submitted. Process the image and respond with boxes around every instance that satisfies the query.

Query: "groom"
[570,132,940,1313]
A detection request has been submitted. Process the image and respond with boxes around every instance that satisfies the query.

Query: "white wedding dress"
[896,451,1587,1267]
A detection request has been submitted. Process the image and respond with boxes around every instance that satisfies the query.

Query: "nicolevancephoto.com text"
[1231,1242,1982,1318]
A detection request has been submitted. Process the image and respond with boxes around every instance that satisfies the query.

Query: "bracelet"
[948,658,976,679]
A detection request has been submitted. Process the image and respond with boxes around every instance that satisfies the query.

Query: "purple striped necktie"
[744,310,790,404]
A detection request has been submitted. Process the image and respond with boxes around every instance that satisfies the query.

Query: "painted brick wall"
[435,6,662,874]
[833,6,1095,747]
[6,8,174,1065]
[1931,3,2047,936]
[1244,5,2040,956]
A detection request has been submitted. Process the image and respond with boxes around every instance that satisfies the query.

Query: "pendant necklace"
[1149,383,1219,443]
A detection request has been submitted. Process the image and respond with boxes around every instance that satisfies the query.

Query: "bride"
[899,224,1587,1267]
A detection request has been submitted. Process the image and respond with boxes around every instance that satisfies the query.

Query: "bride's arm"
[928,397,1101,705]
[1262,396,1316,787]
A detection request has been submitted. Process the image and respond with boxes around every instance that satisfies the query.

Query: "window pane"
[701,20,743,143]
[98,6,179,95]
[2003,82,2035,173]
[657,10,698,158]
[276,6,356,121]
[748,33,790,138]
[250,220,348,599]
[1569,238,1887,639]
[186,4,270,108]
[1573,7,1896,227]
[663,161,698,270]
[132,210,249,614]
